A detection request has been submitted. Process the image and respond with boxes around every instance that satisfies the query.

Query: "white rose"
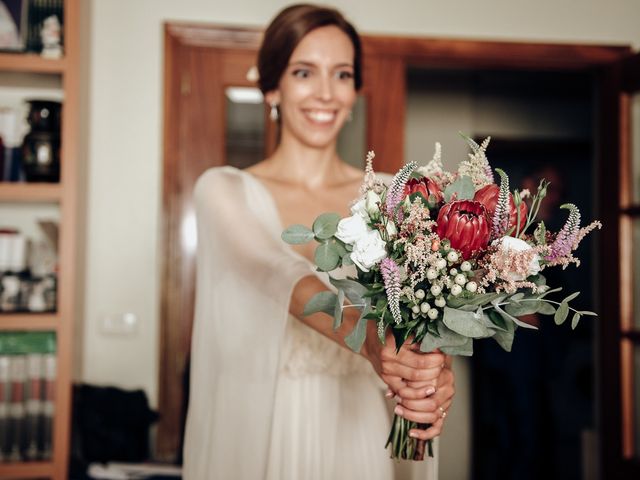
[335,214,368,245]
[350,230,387,272]
[350,198,368,218]
[365,191,382,217]
[493,236,541,281]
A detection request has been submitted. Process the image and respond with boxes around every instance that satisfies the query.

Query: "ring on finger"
[438,406,447,419]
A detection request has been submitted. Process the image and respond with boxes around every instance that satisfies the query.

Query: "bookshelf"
[0,0,79,479]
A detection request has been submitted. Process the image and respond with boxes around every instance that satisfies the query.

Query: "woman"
[183,5,455,479]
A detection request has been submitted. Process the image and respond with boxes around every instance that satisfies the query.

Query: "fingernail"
[425,387,436,396]
[385,390,394,398]
[409,431,418,438]
[394,405,403,415]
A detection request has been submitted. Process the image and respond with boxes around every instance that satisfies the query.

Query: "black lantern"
[22,100,62,182]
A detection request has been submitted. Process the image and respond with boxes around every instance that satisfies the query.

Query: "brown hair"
[257,4,363,94]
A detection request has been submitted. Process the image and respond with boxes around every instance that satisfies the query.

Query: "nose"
[316,72,333,101]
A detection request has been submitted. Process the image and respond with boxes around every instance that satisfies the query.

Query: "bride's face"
[269,25,357,149]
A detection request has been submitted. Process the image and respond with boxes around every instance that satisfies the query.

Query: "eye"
[336,70,354,80]
[292,69,311,79]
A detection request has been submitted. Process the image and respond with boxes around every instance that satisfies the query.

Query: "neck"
[265,134,342,189]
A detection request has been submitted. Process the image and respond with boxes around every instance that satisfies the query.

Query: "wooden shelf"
[0,53,65,74]
[0,461,54,478]
[0,183,61,202]
[0,313,58,331]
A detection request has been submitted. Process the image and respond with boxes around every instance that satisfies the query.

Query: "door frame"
[160,22,632,475]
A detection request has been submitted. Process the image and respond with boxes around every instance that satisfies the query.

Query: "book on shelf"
[0,331,56,463]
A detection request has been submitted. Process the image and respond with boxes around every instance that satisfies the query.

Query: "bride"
[183,4,456,479]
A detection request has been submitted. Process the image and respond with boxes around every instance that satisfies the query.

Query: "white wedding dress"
[183,167,438,479]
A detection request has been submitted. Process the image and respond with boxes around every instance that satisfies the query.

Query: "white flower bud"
[430,284,442,296]
[427,308,439,320]
[426,268,438,280]
[412,305,420,314]
[451,284,463,296]
[365,191,382,217]
[447,251,459,263]
[420,302,430,313]
[436,259,447,270]
[466,281,478,293]
[415,289,426,299]
[435,296,446,308]
[449,268,458,276]
[460,261,472,272]
[454,274,467,286]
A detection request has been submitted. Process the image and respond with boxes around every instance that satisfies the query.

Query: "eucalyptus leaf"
[303,291,337,317]
[441,338,474,356]
[444,175,475,202]
[448,292,504,308]
[529,274,547,286]
[341,253,354,267]
[571,312,581,330]
[333,289,345,330]
[312,212,341,240]
[485,311,509,332]
[344,301,371,352]
[492,319,516,352]
[420,322,469,353]
[314,242,340,271]
[510,293,525,302]
[563,291,580,303]
[493,303,539,330]
[281,224,315,245]
[504,301,539,317]
[334,240,347,257]
[443,307,492,338]
[578,310,598,317]
[554,302,569,325]
[329,277,370,306]
[536,302,557,315]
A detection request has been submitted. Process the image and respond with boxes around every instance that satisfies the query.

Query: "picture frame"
[0,0,28,52]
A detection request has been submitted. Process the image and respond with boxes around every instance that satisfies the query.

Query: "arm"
[290,275,451,440]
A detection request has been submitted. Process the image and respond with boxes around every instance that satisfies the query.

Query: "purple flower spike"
[380,257,402,325]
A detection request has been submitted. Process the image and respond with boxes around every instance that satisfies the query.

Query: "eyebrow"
[288,60,354,69]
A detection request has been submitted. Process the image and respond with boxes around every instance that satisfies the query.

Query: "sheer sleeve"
[183,167,314,479]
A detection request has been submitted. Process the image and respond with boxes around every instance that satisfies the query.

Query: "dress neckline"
[222,166,318,267]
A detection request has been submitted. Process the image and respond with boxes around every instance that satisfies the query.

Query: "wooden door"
[158,25,260,459]
[599,50,640,479]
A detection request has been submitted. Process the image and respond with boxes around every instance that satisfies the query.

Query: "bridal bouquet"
[282,135,600,461]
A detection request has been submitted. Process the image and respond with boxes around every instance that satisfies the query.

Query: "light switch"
[101,312,138,335]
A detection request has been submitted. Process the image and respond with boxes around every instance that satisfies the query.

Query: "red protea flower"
[436,200,491,259]
[403,177,444,204]
[473,184,528,235]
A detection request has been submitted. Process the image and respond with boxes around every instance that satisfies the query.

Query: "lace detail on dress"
[279,315,373,377]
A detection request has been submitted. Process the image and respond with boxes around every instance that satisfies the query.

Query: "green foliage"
[329,277,369,306]
[281,224,315,245]
[441,338,474,356]
[314,242,340,271]
[303,291,337,317]
[312,212,341,240]
[442,307,492,338]
[534,221,547,245]
[344,300,372,353]
[444,175,475,202]
[333,289,345,330]
[554,301,569,325]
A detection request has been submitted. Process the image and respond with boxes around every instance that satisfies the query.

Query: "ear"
[264,90,281,106]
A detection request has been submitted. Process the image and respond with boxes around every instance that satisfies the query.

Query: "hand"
[361,324,447,424]
[397,360,455,440]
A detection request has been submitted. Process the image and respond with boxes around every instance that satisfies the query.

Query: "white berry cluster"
[408,243,477,321]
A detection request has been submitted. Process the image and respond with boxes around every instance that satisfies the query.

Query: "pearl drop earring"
[270,102,279,122]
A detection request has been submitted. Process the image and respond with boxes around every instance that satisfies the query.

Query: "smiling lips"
[304,109,338,124]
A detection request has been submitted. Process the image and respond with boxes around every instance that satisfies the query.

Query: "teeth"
[306,110,335,123]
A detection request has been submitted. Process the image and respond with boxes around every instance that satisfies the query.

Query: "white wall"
[80,0,640,473]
